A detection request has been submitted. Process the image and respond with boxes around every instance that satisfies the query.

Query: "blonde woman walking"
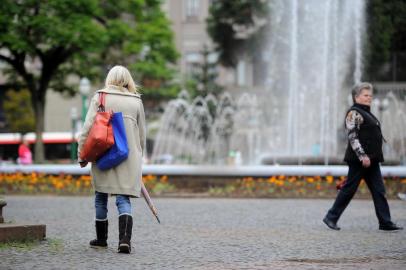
[78,65,146,253]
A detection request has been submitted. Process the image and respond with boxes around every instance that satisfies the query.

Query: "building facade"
[162,0,235,87]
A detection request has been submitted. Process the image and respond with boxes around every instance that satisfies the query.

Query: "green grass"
[47,238,64,252]
[0,239,42,250]
[0,238,64,252]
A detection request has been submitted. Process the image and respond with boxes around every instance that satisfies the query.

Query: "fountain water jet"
[262,0,366,163]
[151,0,405,165]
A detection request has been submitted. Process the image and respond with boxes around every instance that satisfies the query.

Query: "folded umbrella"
[141,181,161,224]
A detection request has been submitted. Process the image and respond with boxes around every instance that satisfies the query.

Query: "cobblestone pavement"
[1,196,405,270]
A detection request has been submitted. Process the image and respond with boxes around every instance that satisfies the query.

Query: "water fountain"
[152,0,406,165]
[1,1,406,194]
[261,0,366,164]
[152,91,262,165]
[374,92,406,163]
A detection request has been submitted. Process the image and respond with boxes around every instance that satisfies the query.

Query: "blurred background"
[0,0,405,165]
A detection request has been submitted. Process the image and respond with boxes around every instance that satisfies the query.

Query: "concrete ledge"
[0,224,46,242]
[0,199,6,223]
[141,165,406,177]
[1,164,406,177]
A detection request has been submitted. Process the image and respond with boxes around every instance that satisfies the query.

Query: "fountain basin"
[1,164,406,177]
[260,155,402,166]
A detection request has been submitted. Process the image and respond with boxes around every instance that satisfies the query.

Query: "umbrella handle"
[141,181,161,224]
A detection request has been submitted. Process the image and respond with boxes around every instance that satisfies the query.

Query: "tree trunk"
[33,93,46,163]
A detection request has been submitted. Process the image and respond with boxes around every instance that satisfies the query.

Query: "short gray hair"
[351,82,373,103]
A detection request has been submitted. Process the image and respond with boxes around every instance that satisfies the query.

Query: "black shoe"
[118,241,131,253]
[118,215,133,254]
[90,220,108,248]
[379,223,403,231]
[323,217,341,230]
[89,238,107,248]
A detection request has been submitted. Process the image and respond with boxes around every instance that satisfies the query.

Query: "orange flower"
[160,175,168,183]
[52,179,58,186]
[144,174,156,182]
[326,176,334,184]
[307,177,315,183]
[80,175,92,181]
[29,178,38,185]
[276,180,284,187]
[54,182,64,190]
[267,176,276,183]
[288,177,297,183]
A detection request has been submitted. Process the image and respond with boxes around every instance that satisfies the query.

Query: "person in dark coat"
[323,82,403,231]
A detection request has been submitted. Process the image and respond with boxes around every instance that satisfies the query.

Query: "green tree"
[207,0,269,67]
[3,89,35,134]
[365,0,406,80]
[0,0,178,162]
[190,45,223,97]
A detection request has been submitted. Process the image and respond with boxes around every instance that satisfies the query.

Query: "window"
[185,0,200,19]
[185,52,201,75]
[237,60,246,86]
[186,52,201,63]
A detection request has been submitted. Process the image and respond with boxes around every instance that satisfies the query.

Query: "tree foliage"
[207,0,269,67]
[0,0,178,162]
[190,45,223,97]
[207,0,406,81]
[3,89,35,134]
[365,0,406,80]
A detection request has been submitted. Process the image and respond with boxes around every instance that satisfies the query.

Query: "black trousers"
[326,162,392,225]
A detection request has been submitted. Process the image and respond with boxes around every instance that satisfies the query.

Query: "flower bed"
[208,176,406,198]
[0,172,405,198]
[0,173,175,196]
[0,172,93,195]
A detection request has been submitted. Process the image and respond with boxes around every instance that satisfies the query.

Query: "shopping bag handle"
[98,92,106,112]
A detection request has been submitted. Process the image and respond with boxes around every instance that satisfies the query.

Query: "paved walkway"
[1,196,405,270]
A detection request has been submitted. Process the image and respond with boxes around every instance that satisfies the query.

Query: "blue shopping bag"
[96,112,129,170]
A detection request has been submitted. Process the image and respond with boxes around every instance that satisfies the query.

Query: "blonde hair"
[105,65,139,94]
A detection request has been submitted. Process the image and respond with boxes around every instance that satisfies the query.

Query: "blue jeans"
[95,191,132,220]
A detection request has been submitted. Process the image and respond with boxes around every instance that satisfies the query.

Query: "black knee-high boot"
[118,215,133,253]
[90,220,108,248]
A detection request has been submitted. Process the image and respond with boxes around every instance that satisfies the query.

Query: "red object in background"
[336,179,347,190]
[18,143,32,164]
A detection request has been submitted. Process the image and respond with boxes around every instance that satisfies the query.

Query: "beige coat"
[78,86,146,197]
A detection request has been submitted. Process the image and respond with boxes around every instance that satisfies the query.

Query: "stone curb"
[0,223,46,242]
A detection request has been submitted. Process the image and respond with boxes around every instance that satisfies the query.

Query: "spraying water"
[151,0,397,165]
[264,0,366,161]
